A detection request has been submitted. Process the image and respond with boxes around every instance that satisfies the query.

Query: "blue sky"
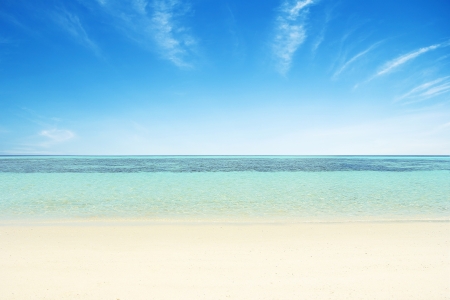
[1,0,449,154]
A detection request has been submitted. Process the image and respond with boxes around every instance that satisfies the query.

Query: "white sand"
[0,222,449,299]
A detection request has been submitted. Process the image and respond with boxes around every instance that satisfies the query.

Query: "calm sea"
[0,156,449,222]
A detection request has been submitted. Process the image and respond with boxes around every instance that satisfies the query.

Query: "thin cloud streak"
[421,82,450,97]
[272,0,315,75]
[52,9,101,56]
[374,42,447,78]
[396,76,450,104]
[396,77,449,101]
[332,41,382,79]
[311,8,332,55]
[225,4,244,59]
[0,11,31,34]
[311,29,324,54]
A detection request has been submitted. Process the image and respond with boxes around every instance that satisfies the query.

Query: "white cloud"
[40,129,75,143]
[396,76,450,104]
[1,127,75,154]
[272,0,315,75]
[151,0,196,67]
[420,82,450,98]
[94,0,197,68]
[374,42,447,78]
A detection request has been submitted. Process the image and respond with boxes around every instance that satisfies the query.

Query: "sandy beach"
[1,221,449,299]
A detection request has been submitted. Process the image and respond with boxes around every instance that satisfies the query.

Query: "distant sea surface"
[0,156,449,222]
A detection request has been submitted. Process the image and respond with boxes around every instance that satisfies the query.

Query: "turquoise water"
[0,156,449,222]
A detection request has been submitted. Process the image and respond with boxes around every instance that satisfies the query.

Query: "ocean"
[0,156,449,222]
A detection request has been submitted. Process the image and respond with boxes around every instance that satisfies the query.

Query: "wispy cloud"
[225,4,244,59]
[420,82,450,97]
[17,107,62,127]
[39,129,75,146]
[0,9,43,39]
[332,41,382,79]
[310,21,326,54]
[396,76,450,104]
[4,128,76,154]
[373,41,449,78]
[0,11,27,31]
[151,0,196,67]
[272,0,315,75]
[133,0,148,14]
[52,8,101,56]
[94,0,197,68]
[327,17,371,74]
[5,108,76,153]
[311,7,332,55]
[311,31,323,55]
[37,128,75,149]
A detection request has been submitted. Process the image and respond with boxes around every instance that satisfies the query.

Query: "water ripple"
[0,156,449,173]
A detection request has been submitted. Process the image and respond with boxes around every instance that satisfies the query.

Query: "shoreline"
[1,216,449,226]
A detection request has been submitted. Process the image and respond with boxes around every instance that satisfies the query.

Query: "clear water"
[0,156,449,222]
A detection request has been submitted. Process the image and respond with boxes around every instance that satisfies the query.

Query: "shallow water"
[0,156,449,222]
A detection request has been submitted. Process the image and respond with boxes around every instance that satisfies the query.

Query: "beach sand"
[1,222,449,299]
